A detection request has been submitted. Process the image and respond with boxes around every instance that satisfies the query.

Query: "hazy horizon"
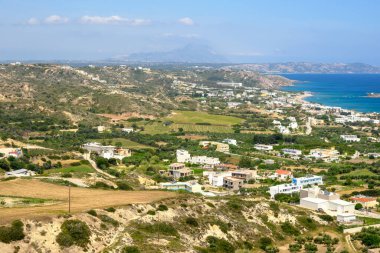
[1,0,380,64]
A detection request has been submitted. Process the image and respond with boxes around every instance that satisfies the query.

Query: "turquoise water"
[280,74,380,113]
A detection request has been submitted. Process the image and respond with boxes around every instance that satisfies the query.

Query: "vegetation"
[0,220,25,243]
[56,220,91,248]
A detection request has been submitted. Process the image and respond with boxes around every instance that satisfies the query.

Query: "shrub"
[122,246,140,253]
[61,172,72,178]
[185,217,199,227]
[289,243,302,252]
[304,243,318,253]
[105,207,116,213]
[147,210,156,215]
[281,221,300,236]
[117,181,133,190]
[56,220,91,248]
[70,162,81,166]
[157,204,168,211]
[87,209,97,217]
[297,216,317,230]
[139,222,179,237]
[98,215,119,226]
[206,236,235,253]
[0,220,25,243]
[318,214,334,222]
[355,203,363,210]
[259,237,273,250]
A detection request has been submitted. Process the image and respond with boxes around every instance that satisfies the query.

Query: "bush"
[281,221,300,236]
[259,237,273,250]
[105,207,116,213]
[139,222,179,237]
[205,236,235,253]
[87,209,97,217]
[122,246,140,253]
[304,243,318,253]
[355,203,363,210]
[157,204,168,211]
[289,243,302,252]
[56,220,91,248]
[70,162,81,166]
[98,215,119,226]
[0,220,25,243]
[319,214,334,222]
[117,181,133,190]
[297,216,317,230]
[147,210,156,215]
[185,217,199,227]
[61,172,72,178]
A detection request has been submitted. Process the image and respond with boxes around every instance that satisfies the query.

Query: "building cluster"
[269,175,323,198]
[82,142,131,160]
[176,149,220,166]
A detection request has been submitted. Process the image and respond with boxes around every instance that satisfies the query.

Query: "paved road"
[83,153,116,179]
[344,224,380,234]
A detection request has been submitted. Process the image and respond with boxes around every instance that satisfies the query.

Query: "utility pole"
[68,184,71,213]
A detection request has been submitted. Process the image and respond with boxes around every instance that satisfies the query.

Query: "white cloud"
[44,15,69,24]
[178,17,194,26]
[27,18,39,25]
[80,15,151,26]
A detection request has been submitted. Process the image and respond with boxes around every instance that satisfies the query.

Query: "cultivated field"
[165,110,244,125]
[0,179,176,224]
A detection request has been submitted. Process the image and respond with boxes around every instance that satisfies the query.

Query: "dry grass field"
[0,179,176,224]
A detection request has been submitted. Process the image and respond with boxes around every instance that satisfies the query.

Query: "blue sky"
[0,0,379,64]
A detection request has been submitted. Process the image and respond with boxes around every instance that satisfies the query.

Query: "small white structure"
[121,128,134,133]
[160,181,202,193]
[337,213,356,223]
[5,169,35,177]
[273,169,293,180]
[282,148,302,156]
[97,126,106,133]
[300,197,329,210]
[223,139,237,146]
[340,135,360,142]
[254,144,273,151]
[329,199,355,214]
[0,148,23,158]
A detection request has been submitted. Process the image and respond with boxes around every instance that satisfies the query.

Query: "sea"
[280,74,380,113]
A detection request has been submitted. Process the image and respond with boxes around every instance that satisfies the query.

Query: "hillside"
[0,194,348,253]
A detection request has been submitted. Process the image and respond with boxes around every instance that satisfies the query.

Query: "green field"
[44,165,94,176]
[141,111,243,134]
[165,111,244,125]
[340,169,377,178]
[91,138,154,149]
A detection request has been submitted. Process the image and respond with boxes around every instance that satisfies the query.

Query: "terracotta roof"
[351,197,377,203]
[275,169,292,175]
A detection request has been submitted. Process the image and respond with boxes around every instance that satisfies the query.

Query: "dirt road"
[0,179,176,224]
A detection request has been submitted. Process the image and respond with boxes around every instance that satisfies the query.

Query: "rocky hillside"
[0,195,347,253]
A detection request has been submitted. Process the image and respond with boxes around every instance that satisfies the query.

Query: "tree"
[239,156,252,168]
[355,203,363,210]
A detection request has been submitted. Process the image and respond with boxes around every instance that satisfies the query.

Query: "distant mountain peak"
[112,44,228,63]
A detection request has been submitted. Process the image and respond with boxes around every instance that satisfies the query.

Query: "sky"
[0,0,380,64]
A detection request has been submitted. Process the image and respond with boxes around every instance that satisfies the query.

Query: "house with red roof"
[273,169,293,180]
[351,196,378,209]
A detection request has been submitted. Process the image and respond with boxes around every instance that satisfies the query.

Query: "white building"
[292,175,323,187]
[121,128,134,133]
[282,148,302,156]
[190,156,220,165]
[289,122,299,130]
[223,139,237,146]
[308,148,340,162]
[340,135,360,142]
[337,213,356,223]
[300,197,329,210]
[205,171,232,187]
[254,144,273,151]
[82,142,131,159]
[176,149,191,163]
[160,181,202,193]
[329,199,355,214]
[5,169,35,178]
[269,184,302,198]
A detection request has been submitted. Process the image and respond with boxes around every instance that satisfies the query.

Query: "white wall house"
[176,149,191,163]
[206,171,233,187]
[340,135,360,142]
[292,175,323,187]
[282,148,302,156]
[254,144,273,151]
[269,184,302,198]
[223,139,237,146]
